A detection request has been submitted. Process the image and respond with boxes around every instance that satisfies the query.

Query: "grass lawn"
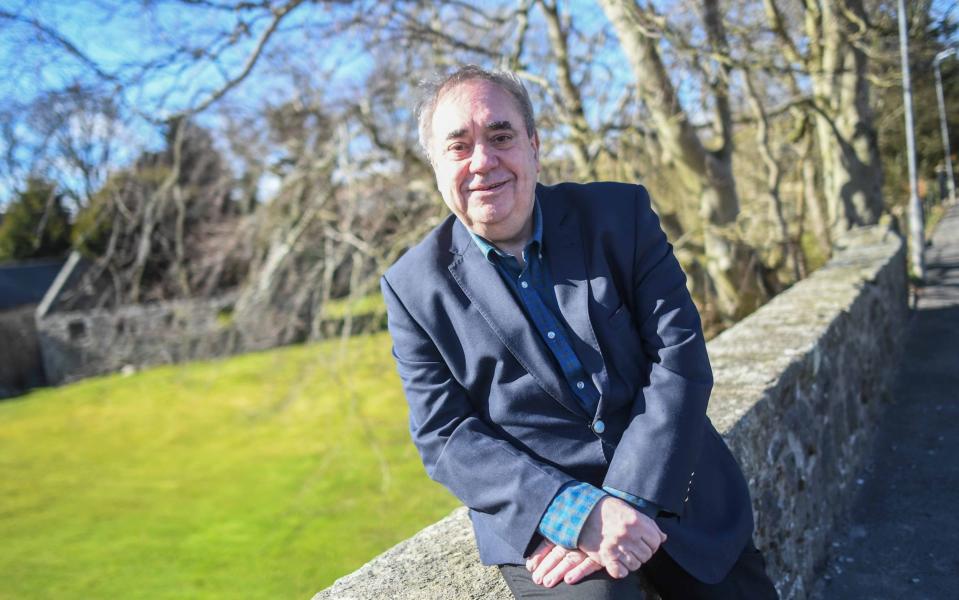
[0,332,460,599]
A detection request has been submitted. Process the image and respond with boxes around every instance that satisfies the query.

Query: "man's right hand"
[577,495,667,578]
[526,539,603,587]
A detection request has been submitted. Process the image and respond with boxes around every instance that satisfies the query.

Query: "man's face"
[428,79,540,248]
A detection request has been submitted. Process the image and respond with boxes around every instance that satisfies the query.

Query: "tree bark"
[539,0,597,180]
[743,69,801,282]
[806,0,884,239]
[597,0,764,321]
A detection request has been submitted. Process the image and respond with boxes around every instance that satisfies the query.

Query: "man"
[380,65,778,599]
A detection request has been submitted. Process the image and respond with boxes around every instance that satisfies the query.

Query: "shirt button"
[547,331,556,339]
[576,381,585,389]
[521,281,529,288]
[592,420,606,434]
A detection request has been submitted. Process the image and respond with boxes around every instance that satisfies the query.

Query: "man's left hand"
[526,539,604,587]
[577,495,667,578]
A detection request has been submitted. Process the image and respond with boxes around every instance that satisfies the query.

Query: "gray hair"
[415,65,537,160]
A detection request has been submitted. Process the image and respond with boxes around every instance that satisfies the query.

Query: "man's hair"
[415,65,537,161]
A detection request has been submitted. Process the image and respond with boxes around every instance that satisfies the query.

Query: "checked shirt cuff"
[537,481,605,549]
[603,486,662,519]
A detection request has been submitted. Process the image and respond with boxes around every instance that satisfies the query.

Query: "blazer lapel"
[447,219,587,417]
[540,188,612,404]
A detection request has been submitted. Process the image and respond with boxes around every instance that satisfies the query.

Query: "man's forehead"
[432,80,523,135]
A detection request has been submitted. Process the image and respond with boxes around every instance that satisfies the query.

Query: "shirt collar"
[466,194,543,262]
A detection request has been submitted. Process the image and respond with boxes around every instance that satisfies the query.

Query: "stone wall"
[36,295,241,384]
[35,295,388,385]
[0,305,45,398]
[313,224,908,600]
[30,251,391,384]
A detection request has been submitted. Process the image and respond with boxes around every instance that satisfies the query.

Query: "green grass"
[0,332,460,599]
[322,294,385,319]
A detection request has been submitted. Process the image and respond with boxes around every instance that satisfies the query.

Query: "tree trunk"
[540,0,597,180]
[800,130,832,260]
[809,0,884,240]
[597,0,764,321]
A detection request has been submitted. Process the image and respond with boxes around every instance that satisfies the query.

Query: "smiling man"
[426,78,541,258]
[381,65,778,599]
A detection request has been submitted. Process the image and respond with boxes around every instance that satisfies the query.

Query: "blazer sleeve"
[601,185,713,516]
[380,274,575,557]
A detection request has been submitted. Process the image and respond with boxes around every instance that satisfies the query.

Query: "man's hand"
[525,539,604,587]
[577,495,667,578]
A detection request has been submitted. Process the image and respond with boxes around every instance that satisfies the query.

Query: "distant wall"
[35,293,387,385]
[0,305,45,398]
[313,224,908,600]
[36,295,240,384]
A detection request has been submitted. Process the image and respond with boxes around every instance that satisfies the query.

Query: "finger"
[648,519,667,545]
[605,558,629,579]
[564,556,603,585]
[616,546,643,571]
[625,538,654,563]
[599,546,628,575]
[541,552,585,588]
[526,539,554,572]
[638,527,663,555]
[533,545,569,585]
[624,542,651,566]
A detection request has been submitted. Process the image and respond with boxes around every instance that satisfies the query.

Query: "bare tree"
[596,0,767,321]
[59,119,240,309]
[763,0,884,240]
[8,0,950,345]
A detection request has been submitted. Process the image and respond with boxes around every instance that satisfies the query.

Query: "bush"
[0,179,72,262]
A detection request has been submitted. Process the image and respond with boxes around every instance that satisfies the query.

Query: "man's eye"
[493,134,512,144]
[447,142,468,154]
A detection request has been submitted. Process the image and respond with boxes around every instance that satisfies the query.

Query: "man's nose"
[469,142,498,173]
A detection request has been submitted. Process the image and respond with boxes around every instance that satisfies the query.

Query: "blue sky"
[3,1,377,117]
[0,0,381,204]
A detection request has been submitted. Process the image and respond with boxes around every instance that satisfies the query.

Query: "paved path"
[811,204,959,600]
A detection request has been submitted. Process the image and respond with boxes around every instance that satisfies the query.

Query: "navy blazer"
[381,182,753,584]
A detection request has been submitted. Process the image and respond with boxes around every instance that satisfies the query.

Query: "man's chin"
[472,220,528,246]
[468,206,511,230]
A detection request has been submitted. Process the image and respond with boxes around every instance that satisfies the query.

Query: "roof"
[0,258,68,311]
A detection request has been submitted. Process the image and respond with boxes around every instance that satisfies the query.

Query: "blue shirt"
[467,197,661,550]
[467,200,600,413]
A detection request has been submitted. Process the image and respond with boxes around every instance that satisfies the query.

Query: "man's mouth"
[469,181,508,192]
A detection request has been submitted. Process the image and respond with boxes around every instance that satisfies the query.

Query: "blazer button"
[592,419,606,434]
